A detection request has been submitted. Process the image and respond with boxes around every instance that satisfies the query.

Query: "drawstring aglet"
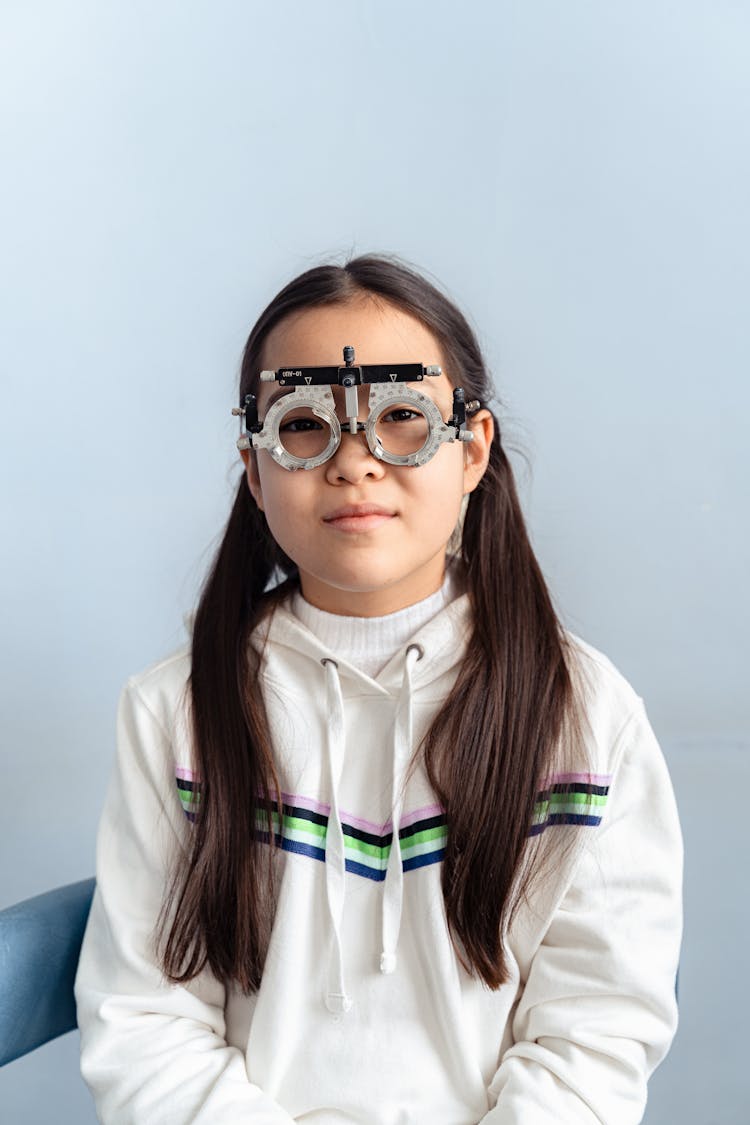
[325,992,353,1014]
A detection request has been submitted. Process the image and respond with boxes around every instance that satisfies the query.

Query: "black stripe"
[278,802,328,829]
[537,783,609,800]
[341,814,448,847]
[274,801,447,843]
[231,790,449,846]
[342,823,391,847]
[399,813,448,841]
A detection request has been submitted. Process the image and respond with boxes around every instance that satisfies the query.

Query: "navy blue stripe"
[345,858,386,882]
[280,837,327,862]
[548,812,603,827]
[403,848,446,872]
[256,831,328,863]
[529,813,603,836]
[344,850,446,879]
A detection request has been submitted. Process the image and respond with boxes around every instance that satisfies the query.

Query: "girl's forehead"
[261,300,446,370]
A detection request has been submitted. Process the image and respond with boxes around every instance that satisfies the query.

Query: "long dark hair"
[159,254,585,991]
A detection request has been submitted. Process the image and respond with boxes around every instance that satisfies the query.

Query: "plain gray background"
[1,1,747,1122]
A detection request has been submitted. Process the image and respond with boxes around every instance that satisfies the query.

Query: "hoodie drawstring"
[380,643,421,975]
[321,657,351,1014]
[321,645,422,1012]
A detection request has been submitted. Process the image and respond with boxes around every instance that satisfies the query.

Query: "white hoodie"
[75,593,683,1124]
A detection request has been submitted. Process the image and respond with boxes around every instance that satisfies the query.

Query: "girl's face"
[241,298,493,616]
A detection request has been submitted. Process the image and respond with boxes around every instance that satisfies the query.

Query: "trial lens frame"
[232,345,479,470]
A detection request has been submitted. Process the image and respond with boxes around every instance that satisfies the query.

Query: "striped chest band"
[175,768,612,882]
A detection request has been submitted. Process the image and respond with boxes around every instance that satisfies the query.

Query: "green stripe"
[254,809,448,866]
[532,793,608,818]
[284,824,327,848]
[342,826,447,860]
[546,791,608,807]
[255,813,323,843]
[284,814,326,839]
[255,811,327,840]
[345,846,388,870]
[403,825,447,848]
[343,836,386,860]
[402,833,447,860]
[532,804,607,824]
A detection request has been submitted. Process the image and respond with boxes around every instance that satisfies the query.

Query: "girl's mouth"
[323,505,396,532]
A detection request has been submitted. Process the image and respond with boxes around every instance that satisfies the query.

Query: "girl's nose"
[324,427,387,485]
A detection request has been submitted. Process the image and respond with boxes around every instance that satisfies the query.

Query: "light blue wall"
[1,2,747,1121]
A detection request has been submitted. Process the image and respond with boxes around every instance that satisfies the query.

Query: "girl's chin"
[297,560,446,616]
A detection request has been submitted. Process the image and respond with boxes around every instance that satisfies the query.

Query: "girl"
[75,255,683,1124]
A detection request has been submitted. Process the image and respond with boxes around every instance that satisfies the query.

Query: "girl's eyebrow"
[265,388,295,408]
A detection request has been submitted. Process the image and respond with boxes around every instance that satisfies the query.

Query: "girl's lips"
[322,505,396,532]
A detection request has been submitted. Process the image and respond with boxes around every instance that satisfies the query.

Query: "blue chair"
[0,878,95,1066]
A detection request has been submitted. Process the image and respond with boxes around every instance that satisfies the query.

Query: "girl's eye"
[280,416,324,432]
[381,409,421,423]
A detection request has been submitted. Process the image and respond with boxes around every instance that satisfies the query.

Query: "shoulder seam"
[607,700,648,782]
[124,676,174,746]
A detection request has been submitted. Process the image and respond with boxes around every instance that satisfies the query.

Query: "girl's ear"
[462,409,494,495]
[240,449,265,512]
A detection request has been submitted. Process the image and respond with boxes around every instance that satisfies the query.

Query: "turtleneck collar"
[290,562,461,679]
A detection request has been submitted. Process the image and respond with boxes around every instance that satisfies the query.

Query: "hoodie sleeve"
[480,703,683,1125]
[74,679,296,1125]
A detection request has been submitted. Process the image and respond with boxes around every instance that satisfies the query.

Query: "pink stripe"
[539,771,613,788]
[280,791,330,816]
[399,803,444,829]
[176,765,198,781]
[340,802,445,835]
[279,791,445,835]
[341,809,387,833]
